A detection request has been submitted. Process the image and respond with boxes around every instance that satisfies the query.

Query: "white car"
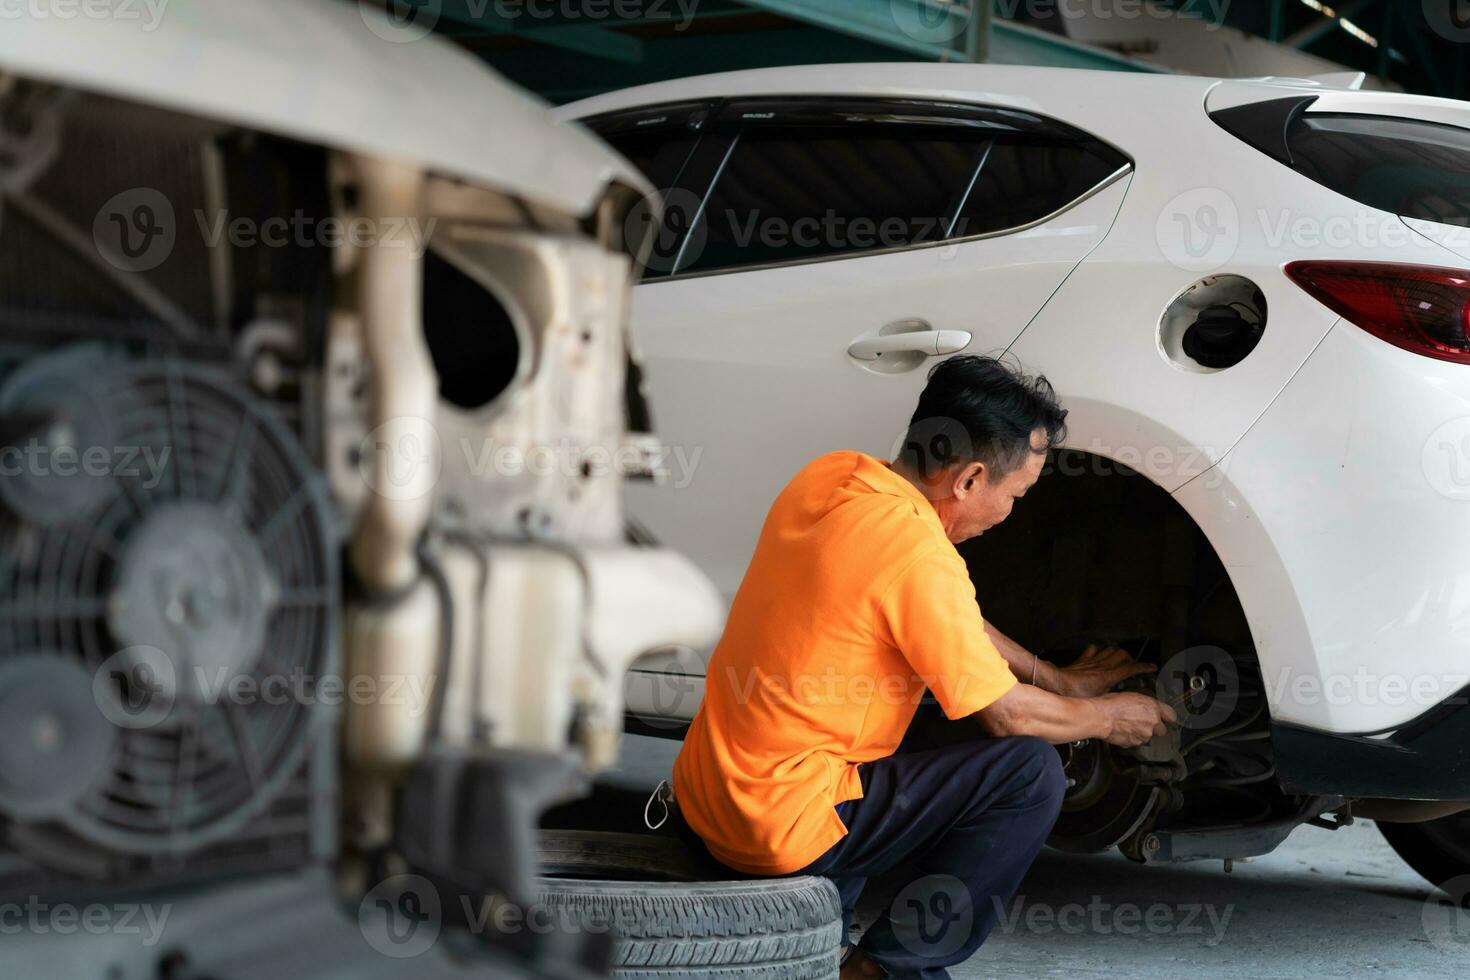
[561,64,1470,886]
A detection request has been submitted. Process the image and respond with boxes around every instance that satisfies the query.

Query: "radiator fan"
[0,345,336,860]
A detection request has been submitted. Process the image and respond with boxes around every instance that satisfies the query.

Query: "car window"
[599,126,700,196]
[582,97,1130,278]
[955,140,1127,236]
[678,126,989,274]
[1286,114,1470,227]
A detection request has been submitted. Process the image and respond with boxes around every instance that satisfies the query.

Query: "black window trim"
[1212,97,1470,230]
[581,95,1135,282]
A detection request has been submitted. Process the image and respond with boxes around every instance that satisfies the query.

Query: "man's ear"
[955,461,986,496]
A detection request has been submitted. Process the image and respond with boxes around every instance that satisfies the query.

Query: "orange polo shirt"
[672,451,1017,874]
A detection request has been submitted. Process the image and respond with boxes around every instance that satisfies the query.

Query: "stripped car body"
[0,0,719,974]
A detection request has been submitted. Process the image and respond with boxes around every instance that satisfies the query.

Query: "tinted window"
[956,140,1124,236]
[599,127,699,195]
[1287,114,1470,227]
[680,127,988,274]
[682,130,1124,274]
[582,98,1130,277]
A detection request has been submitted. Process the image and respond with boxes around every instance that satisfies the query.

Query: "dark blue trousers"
[795,734,1066,979]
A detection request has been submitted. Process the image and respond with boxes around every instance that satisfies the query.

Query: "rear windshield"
[1287,113,1470,227]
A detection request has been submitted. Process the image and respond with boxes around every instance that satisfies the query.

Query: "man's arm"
[972,682,1175,747]
[984,622,1155,698]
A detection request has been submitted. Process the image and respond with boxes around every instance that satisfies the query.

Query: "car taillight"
[1285,261,1470,366]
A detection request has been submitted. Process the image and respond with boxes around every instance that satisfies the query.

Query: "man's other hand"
[1095,692,1177,747]
[1055,643,1156,698]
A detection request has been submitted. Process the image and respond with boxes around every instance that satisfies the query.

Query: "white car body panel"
[628,174,1131,597]
[565,65,1470,735]
[0,0,645,214]
[1177,307,1470,733]
[1404,217,1470,263]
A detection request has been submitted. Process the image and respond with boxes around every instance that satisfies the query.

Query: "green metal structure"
[396,0,1470,104]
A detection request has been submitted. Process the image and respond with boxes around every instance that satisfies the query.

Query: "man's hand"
[1054,643,1156,698]
[973,682,1177,745]
[1094,692,1177,747]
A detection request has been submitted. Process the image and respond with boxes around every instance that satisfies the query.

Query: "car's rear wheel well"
[962,448,1254,664]
[949,450,1310,859]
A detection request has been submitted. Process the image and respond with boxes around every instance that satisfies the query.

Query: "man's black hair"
[898,355,1068,483]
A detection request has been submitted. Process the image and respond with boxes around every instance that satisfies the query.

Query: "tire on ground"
[1378,817,1470,893]
[536,830,842,979]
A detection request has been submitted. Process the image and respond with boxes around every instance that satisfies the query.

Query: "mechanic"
[669,355,1176,980]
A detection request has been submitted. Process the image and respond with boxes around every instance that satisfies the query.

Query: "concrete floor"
[945,820,1457,979]
[611,735,1465,979]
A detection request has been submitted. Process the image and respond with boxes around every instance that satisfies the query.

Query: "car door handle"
[846,330,972,361]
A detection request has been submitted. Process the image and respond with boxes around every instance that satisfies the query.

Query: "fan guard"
[0,351,336,856]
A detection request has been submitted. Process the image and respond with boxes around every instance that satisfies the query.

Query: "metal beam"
[427,0,646,62]
[472,0,1167,105]
[990,19,1167,72]
[1376,0,1391,83]
[479,20,926,103]
[961,0,989,64]
[1282,0,1371,51]
[732,0,962,60]
[1395,1,1447,96]
[734,0,1162,69]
